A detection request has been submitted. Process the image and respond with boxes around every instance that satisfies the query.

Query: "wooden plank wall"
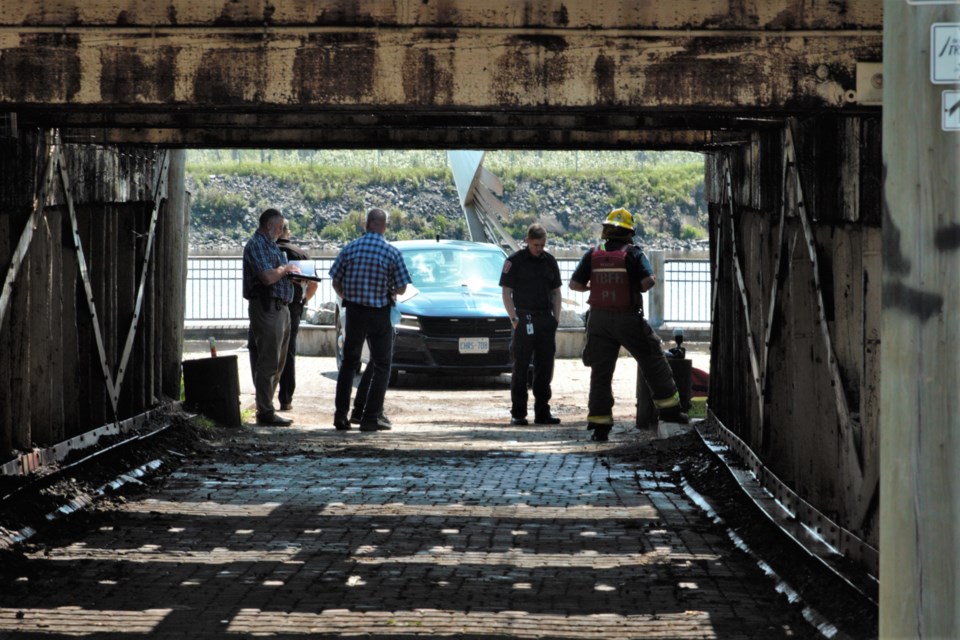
[0,131,187,457]
[706,116,882,547]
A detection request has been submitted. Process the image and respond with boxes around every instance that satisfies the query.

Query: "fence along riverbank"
[185,251,711,328]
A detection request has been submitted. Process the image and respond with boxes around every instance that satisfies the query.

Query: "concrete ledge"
[296,326,586,358]
[297,324,337,357]
[188,324,710,359]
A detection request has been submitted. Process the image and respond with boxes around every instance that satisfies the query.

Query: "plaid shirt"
[242,230,295,303]
[328,232,412,308]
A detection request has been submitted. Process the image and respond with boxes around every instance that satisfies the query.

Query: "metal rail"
[698,413,879,601]
[185,255,712,326]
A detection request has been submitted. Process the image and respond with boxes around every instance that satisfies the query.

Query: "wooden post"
[116,204,136,418]
[161,150,187,399]
[881,1,960,637]
[27,206,52,444]
[60,200,80,438]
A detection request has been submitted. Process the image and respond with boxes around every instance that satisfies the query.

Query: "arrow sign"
[944,90,960,131]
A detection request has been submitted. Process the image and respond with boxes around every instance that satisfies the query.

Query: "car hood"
[398,284,507,317]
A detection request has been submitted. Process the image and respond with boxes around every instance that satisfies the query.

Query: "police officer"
[569,208,687,441]
[276,222,318,411]
[500,223,563,426]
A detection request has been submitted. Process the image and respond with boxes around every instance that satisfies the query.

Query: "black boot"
[587,422,612,442]
[658,405,689,424]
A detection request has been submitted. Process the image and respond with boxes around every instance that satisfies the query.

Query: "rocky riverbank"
[187,172,708,256]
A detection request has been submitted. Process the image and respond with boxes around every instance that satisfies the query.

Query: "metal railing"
[661,259,712,325]
[185,253,712,326]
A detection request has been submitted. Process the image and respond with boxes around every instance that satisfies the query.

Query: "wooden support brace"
[0,142,57,332]
[757,131,793,448]
[58,145,119,418]
[112,151,170,409]
[784,120,864,479]
[721,158,764,428]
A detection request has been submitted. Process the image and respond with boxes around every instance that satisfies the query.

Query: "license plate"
[458,337,489,354]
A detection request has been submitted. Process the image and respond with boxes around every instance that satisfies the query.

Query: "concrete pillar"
[647,250,664,327]
[881,1,960,636]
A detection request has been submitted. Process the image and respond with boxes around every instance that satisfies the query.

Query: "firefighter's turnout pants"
[581,308,678,421]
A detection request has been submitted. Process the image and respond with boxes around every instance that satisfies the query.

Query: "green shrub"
[680,224,706,241]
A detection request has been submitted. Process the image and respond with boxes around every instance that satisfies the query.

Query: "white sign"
[932,24,960,84]
[944,90,960,130]
[908,0,959,5]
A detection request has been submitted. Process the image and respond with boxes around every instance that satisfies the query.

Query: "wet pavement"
[0,354,835,639]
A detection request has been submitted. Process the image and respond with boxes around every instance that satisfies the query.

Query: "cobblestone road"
[0,355,823,639]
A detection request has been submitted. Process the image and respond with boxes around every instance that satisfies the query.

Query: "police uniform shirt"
[499,247,562,312]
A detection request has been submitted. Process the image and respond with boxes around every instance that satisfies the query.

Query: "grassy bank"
[186,150,706,246]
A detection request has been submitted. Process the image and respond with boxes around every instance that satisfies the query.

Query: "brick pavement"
[0,357,821,639]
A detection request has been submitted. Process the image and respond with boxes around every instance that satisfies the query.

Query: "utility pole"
[881,1,960,637]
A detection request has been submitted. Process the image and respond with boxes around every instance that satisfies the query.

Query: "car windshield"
[402,247,505,289]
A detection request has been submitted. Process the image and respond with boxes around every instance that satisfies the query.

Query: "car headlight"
[399,314,420,329]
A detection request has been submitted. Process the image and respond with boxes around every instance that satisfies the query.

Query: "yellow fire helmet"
[604,207,635,230]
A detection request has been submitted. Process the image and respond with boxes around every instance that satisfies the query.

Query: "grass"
[186,150,707,245]
[689,397,708,419]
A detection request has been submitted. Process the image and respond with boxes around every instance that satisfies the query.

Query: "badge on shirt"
[502,261,512,274]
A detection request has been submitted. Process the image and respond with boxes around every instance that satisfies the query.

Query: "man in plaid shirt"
[329,208,412,432]
[243,208,301,426]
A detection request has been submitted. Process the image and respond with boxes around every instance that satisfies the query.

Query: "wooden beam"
[53,125,749,151]
[880,1,960,637]
[0,23,881,131]
[0,1,884,31]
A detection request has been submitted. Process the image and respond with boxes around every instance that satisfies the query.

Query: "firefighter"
[569,208,688,441]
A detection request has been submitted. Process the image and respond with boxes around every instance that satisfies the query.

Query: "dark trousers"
[510,314,557,419]
[278,302,303,405]
[582,308,676,419]
[335,303,394,422]
[353,362,379,417]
